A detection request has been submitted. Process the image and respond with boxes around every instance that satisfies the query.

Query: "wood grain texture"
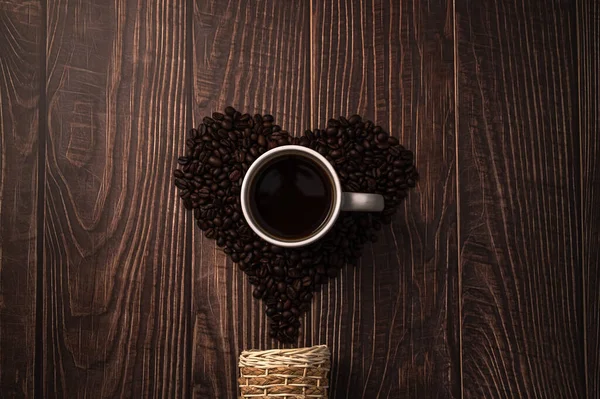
[310,1,458,397]
[0,1,42,397]
[43,0,191,397]
[456,0,584,397]
[578,1,600,397]
[191,1,311,397]
[1,0,597,397]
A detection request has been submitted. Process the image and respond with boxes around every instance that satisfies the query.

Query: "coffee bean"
[349,114,362,125]
[271,313,282,322]
[275,265,287,277]
[327,118,340,128]
[277,282,286,293]
[225,106,236,116]
[285,326,296,336]
[208,156,222,167]
[302,292,313,301]
[330,149,342,158]
[257,134,267,147]
[219,180,230,189]
[174,178,188,189]
[288,268,302,278]
[286,286,297,299]
[326,127,338,137]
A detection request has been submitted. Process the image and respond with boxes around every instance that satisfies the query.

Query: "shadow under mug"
[240,145,384,248]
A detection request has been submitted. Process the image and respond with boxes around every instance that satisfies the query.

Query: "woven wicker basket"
[238,345,330,398]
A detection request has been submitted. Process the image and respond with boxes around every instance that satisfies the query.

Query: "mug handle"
[341,192,385,212]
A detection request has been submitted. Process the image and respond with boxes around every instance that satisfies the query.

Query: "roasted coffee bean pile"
[174,107,418,342]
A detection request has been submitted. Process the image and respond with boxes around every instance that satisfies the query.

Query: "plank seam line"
[34,0,48,396]
[575,1,588,397]
[309,0,314,129]
[453,0,464,397]
[185,0,194,395]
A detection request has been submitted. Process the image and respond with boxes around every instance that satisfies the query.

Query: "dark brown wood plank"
[191,1,311,397]
[0,1,42,397]
[456,0,584,397]
[311,0,458,397]
[579,1,600,397]
[43,1,191,397]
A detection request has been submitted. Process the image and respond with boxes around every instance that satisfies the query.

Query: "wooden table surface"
[1,0,598,398]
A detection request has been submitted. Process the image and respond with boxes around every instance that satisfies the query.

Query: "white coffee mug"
[240,145,384,247]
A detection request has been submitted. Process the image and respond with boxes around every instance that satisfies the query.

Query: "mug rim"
[240,145,342,248]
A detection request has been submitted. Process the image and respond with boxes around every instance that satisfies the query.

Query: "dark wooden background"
[0,0,598,397]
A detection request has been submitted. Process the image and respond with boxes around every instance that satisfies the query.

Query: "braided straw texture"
[238,345,330,398]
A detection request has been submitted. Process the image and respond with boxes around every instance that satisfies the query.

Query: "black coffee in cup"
[241,145,384,248]
[250,155,333,240]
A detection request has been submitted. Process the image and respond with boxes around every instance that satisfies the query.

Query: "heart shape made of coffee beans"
[174,107,418,343]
